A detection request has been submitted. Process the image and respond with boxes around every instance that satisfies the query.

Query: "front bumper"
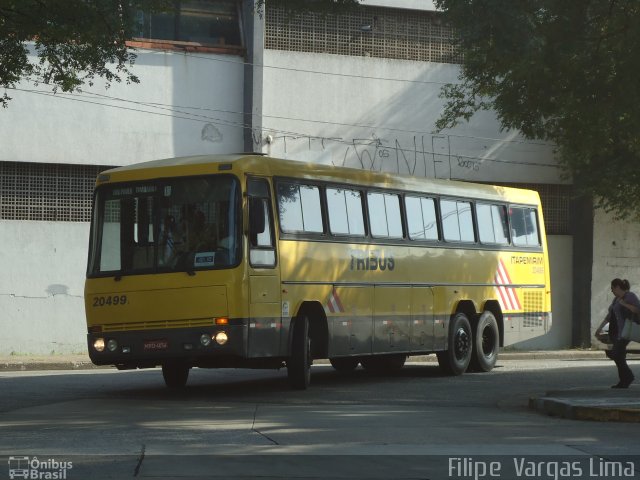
[87,324,246,367]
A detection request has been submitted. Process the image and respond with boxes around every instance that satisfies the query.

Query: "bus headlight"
[107,339,118,352]
[215,332,228,345]
[200,334,212,347]
[93,338,105,352]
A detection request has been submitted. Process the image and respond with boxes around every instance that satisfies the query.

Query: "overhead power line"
[142,49,455,87]
[25,87,554,148]
[7,86,559,169]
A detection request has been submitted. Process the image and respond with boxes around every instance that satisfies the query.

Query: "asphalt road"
[1,357,639,479]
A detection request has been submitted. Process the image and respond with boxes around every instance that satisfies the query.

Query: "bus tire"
[470,311,499,372]
[162,362,190,389]
[437,312,472,376]
[330,357,359,371]
[288,315,311,389]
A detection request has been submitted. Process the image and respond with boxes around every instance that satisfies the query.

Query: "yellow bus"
[85,154,551,389]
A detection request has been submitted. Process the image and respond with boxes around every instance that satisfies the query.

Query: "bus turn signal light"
[215,317,229,326]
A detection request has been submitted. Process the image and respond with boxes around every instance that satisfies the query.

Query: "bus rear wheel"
[437,312,472,376]
[287,315,311,389]
[470,311,499,372]
[330,357,359,371]
[162,362,190,389]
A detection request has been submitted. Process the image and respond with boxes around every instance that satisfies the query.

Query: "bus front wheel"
[437,312,472,376]
[162,362,190,389]
[287,315,311,389]
[470,311,499,372]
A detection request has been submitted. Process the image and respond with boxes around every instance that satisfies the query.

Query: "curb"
[529,396,640,423]
[0,360,106,372]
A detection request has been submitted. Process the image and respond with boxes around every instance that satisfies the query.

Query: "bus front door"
[247,179,281,358]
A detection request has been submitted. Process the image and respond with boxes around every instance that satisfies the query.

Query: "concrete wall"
[0,226,579,354]
[512,235,573,350]
[0,221,89,354]
[0,48,246,355]
[261,50,561,184]
[0,38,580,354]
[0,48,246,167]
[261,50,573,350]
[591,209,640,348]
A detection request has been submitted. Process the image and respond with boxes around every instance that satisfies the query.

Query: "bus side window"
[277,182,323,234]
[249,188,276,267]
[249,198,265,236]
[441,199,474,242]
[477,203,509,245]
[405,195,438,241]
[327,187,365,236]
[510,206,540,247]
[367,192,403,239]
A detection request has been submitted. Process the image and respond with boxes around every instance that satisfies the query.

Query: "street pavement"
[1,349,639,423]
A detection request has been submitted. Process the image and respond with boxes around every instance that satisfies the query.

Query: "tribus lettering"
[350,251,395,271]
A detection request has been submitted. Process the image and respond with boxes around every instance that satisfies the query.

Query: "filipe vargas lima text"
[448,457,635,480]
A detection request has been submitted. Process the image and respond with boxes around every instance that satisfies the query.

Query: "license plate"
[144,339,169,351]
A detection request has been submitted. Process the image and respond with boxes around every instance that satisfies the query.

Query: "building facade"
[0,0,633,354]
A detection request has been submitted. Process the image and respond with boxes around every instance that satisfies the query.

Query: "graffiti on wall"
[260,132,488,180]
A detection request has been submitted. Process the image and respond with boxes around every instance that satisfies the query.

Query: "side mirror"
[249,198,266,235]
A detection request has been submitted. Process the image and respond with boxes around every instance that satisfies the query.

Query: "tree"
[434,0,640,218]
[0,0,170,108]
[1,1,359,108]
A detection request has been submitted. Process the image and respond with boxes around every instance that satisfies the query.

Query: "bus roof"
[97,154,540,205]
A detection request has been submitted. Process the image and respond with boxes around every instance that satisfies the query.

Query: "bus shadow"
[106,362,462,403]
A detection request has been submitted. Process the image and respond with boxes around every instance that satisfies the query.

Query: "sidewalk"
[2,350,639,422]
[529,388,640,423]
[0,354,103,371]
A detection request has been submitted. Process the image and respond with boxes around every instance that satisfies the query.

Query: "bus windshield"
[88,175,240,276]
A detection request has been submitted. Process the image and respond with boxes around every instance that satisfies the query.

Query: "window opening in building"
[135,0,241,48]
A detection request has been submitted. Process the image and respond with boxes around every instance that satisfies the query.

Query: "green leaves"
[436,0,640,218]
[0,0,171,107]
[0,0,361,107]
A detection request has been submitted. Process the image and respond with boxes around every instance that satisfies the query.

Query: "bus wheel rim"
[481,325,496,356]
[454,327,470,360]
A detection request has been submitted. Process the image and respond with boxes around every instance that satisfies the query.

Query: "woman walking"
[595,278,638,388]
